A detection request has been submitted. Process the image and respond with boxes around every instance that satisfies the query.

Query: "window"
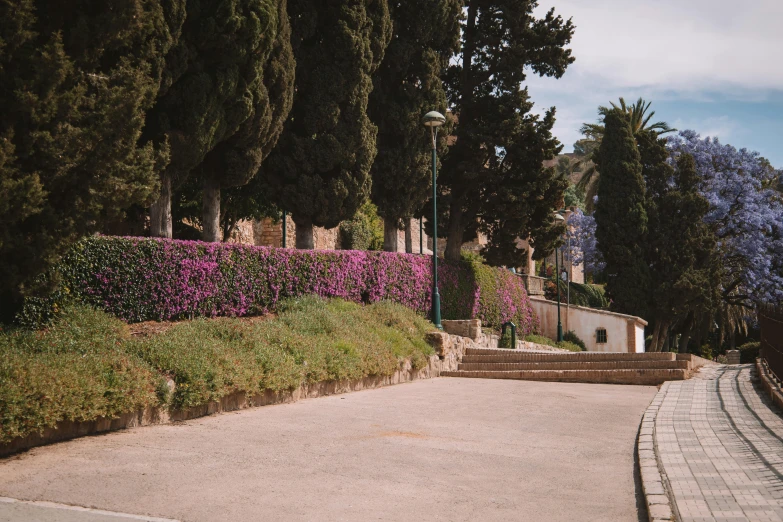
[596,328,608,344]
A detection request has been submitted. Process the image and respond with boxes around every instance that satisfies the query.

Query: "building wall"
[529,298,647,353]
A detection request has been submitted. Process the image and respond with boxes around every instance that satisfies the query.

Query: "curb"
[637,381,676,522]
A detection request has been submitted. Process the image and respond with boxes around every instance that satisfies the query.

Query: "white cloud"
[534,0,783,92]
[524,0,782,151]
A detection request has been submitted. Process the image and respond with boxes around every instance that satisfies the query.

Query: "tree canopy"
[593,108,650,318]
[0,0,181,321]
[368,0,462,251]
[440,0,575,264]
[261,0,393,249]
[146,0,295,241]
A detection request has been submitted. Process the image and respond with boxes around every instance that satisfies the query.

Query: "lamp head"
[423,111,446,128]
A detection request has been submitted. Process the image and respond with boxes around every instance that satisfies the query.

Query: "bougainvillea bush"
[21,237,538,334]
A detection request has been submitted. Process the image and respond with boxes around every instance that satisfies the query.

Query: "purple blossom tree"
[667,130,783,306]
[563,209,605,275]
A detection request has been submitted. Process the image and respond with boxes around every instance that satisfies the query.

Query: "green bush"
[339,201,384,251]
[699,344,713,360]
[563,330,586,351]
[524,334,585,352]
[557,341,583,352]
[738,342,760,364]
[1,299,436,443]
[0,306,160,443]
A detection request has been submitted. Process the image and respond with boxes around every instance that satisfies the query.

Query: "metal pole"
[431,127,442,329]
[555,245,563,342]
[282,210,287,248]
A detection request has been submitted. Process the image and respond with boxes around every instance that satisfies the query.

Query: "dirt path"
[0,378,656,521]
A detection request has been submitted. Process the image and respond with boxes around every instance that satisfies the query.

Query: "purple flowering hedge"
[22,236,538,334]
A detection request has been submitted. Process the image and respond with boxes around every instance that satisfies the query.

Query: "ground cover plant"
[0,298,435,444]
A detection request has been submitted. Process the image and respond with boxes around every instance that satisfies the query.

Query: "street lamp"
[423,111,446,329]
[553,212,565,342]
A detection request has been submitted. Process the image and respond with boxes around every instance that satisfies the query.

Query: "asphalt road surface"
[0,378,656,521]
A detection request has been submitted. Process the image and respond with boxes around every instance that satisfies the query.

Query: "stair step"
[461,351,676,363]
[457,360,690,371]
[442,369,688,386]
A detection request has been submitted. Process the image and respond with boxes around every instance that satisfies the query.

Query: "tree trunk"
[404,219,413,253]
[202,177,221,242]
[678,313,694,354]
[444,201,464,263]
[662,328,671,352]
[650,321,662,353]
[295,216,314,249]
[383,217,398,252]
[149,172,173,238]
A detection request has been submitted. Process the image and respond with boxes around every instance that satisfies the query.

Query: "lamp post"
[553,212,565,342]
[423,111,446,329]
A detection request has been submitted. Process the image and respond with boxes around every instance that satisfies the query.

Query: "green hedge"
[20,237,538,336]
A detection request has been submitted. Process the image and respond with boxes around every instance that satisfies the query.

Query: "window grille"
[597,328,607,344]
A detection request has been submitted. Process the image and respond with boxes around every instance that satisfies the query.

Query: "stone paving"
[654,365,783,522]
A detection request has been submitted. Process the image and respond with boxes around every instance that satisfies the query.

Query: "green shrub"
[738,342,760,364]
[563,330,586,351]
[524,334,557,348]
[699,344,713,360]
[557,341,583,352]
[339,201,384,251]
[1,299,436,443]
[0,306,160,444]
[524,334,585,352]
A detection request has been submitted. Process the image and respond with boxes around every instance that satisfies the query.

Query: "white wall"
[529,298,647,353]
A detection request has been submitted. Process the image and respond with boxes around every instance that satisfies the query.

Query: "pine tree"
[261,0,392,249]
[367,0,461,252]
[146,0,295,241]
[593,108,650,318]
[0,0,181,321]
[441,1,574,264]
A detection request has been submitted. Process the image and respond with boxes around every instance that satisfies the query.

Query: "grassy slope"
[0,298,435,443]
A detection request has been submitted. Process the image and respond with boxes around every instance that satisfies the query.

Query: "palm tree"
[574,98,676,197]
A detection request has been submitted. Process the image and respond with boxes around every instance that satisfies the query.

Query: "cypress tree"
[642,138,719,351]
[593,108,650,317]
[261,0,393,249]
[146,0,295,241]
[0,0,181,321]
[441,1,574,264]
[367,0,461,252]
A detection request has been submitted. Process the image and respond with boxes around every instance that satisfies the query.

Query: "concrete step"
[461,351,677,364]
[457,360,690,372]
[441,368,688,386]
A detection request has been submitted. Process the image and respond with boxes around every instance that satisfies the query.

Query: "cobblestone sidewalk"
[654,365,783,522]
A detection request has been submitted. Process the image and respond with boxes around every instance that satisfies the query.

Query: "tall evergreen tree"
[593,108,650,318]
[643,144,719,352]
[261,0,392,249]
[441,1,574,264]
[367,0,462,252]
[146,0,295,241]
[0,0,181,321]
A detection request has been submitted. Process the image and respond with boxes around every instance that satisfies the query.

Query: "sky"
[527,0,783,167]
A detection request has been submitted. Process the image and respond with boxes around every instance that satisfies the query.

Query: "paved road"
[0,378,656,522]
[655,365,783,521]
